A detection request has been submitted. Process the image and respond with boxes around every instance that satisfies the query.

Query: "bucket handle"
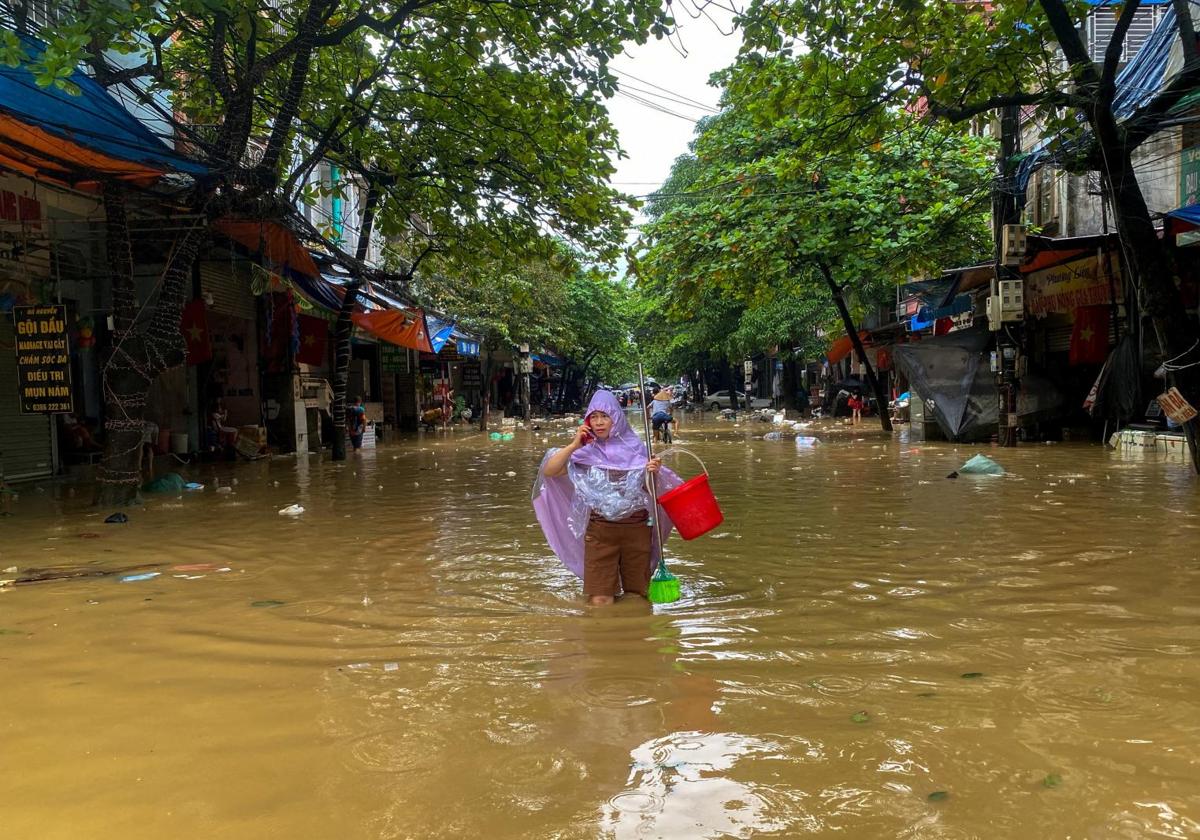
[655,446,708,478]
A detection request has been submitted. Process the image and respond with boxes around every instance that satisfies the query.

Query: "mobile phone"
[581,420,595,442]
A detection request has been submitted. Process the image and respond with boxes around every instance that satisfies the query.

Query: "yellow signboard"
[1025,251,1121,316]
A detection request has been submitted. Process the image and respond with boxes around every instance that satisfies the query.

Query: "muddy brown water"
[2,416,1199,839]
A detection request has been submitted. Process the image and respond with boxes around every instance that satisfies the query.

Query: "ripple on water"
[568,674,670,708]
[486,748,588,791]
[345,728,445,774]
[607,791,664,815]
[272,599,339,618]
[808,674,869,697]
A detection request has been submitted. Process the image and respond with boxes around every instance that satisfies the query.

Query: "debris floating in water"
[956,454,1005,476]
[120,572,160,583]
[278,504,305,516]
[104,512,128,524]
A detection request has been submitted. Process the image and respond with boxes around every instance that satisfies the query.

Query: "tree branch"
[1174,0,1199,67]
[209,10,233,101]
[1103,0,1142,87]
[924,89,1081,123]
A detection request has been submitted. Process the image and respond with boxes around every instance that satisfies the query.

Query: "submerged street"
[3,416,1199,839]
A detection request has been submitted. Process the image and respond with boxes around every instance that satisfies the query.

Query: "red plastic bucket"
[657,451,723,540]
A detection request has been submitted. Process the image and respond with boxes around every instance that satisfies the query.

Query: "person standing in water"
[347,395,367,451]
[534,390,679,606]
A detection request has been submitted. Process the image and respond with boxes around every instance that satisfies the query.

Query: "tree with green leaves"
[414,243,576,429]
[18,0,671,497]
[635,57,994,428]
[735,0,1200,465]
[556,266,636,403]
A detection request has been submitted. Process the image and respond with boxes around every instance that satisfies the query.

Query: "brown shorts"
[583,511,653,597]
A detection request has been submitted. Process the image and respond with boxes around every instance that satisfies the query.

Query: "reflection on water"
[3,417,1200,839]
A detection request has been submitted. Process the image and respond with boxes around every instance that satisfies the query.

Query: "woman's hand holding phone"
[574,422,594,448]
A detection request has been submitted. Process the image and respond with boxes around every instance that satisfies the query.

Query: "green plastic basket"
[647,557,681,604]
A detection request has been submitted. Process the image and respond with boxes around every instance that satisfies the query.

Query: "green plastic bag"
[957,454,1005,476]
[142,472,186,493]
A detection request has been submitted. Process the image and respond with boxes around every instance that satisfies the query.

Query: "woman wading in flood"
[532,390,679,606]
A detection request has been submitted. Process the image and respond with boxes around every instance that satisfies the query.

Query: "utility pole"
[993,104,1023,447]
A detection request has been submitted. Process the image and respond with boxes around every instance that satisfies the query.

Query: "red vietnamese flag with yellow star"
[1069,305,1110,366]
[180,298,212,365]
[296,314,328,365]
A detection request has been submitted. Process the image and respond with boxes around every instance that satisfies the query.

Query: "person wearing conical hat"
[649,386,676,443]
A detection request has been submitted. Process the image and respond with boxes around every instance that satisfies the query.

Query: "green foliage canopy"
[633,56,995,377]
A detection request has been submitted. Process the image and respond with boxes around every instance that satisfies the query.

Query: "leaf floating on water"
[915,691,938,698]
[961,672,984,679]
[928,791,950,802]
[850,710,870,724]
[1042,773,1063,789]
[251,600,285,608]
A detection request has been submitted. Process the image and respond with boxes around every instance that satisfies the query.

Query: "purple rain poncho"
[531,390,680,579]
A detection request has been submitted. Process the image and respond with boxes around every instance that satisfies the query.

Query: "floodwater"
[2,415,1200,839]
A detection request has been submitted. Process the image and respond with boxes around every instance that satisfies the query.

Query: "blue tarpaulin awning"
[911,294,974,331]
[425,314,456,354]
[0,34,206,181]
[1167,202,1200,227]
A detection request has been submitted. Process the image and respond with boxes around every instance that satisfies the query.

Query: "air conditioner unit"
[1001,224,1027,266]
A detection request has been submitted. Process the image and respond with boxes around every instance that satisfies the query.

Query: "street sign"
[13,304,72,413]
[1158,387,1198,424]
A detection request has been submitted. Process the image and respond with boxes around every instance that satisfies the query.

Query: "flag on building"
[180,298,212,365]
[1069,305,1110,366]
[296,314,328,365]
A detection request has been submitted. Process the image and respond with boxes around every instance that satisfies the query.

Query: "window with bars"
[0,1,68,33]
[1087,4,1168,65]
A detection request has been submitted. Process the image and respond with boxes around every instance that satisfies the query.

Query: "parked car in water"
[705,390,772,410]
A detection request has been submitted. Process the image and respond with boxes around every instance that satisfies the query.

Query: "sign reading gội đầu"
[13,304,72,413]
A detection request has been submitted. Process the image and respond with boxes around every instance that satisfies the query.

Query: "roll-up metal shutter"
[0,316,53,481]
[199,260,256,320]
[1046,324,1073,353]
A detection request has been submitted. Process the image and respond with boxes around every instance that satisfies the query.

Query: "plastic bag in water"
[957,454,1005,476]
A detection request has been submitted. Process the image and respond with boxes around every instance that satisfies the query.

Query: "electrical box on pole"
[1001,224,1027,266]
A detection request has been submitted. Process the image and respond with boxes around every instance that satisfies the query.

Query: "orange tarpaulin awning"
[214,219,321,279]
[352,308,434,353]
[1020,247,1090,274]
[827,331,871,365]
[0,114,165,187]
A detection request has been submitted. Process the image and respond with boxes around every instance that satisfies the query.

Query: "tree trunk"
[781,354,798,412]
[95,185,205,506]
[817,261,893,432]
[1097,141,1200,471]
[1038,0,1200,471]
[328,183,378,461]
[330,282,361,461]
[478,342,495,431]
[521,363,531,425]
